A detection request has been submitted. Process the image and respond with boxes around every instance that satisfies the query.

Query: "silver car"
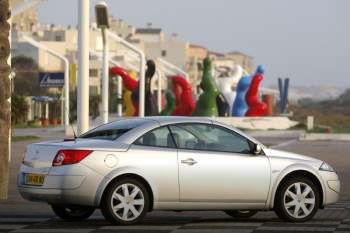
[18,117,340,224]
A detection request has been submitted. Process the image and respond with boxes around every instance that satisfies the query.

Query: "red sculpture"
[110,66,139,116]
[171,75,196,116]
[110,66,138,91]
[245,72,267,116]
[110,60,158,116]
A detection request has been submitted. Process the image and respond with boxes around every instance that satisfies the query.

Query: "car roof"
[99,117,261,146]
[144,116,212,125]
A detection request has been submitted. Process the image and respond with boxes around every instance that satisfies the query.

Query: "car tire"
[274,176,320,222]
[51,205,95,221]
[101,178,150,225]
[224,210,258,218]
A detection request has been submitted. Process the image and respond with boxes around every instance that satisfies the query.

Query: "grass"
[12,135,40,142]
[290,105,350,134]
[14,124,57,129]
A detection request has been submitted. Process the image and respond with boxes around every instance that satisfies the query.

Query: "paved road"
[0,205,350,233]
[1,129,350,232]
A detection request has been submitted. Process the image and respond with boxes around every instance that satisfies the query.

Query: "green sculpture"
[160,91,176,116]
[193,57,219,116]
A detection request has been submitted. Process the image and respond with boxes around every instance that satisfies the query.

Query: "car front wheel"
[101,178,150,225]
[51,205,95,221]
[275,177,320,222]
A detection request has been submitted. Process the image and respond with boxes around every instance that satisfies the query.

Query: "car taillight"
[52,150,93,167]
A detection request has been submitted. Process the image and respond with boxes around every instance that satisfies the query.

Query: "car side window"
[134,126,176,148]
[170,123,252,154]
[168,125,199,149]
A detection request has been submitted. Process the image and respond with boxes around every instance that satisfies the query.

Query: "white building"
[135,28,189,70]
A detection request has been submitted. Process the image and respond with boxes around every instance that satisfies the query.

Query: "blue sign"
[39,72,64,88]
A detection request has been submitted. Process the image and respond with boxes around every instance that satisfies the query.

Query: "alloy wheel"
[111,183,145,221]
[283,182,316,219]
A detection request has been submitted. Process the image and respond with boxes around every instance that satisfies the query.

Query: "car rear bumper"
[18,164,103,207]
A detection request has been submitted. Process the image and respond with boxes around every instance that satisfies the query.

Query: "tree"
[0,0,11,200]
[11,95,28,125]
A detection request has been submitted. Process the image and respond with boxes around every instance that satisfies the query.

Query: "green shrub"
[11,95,28,125]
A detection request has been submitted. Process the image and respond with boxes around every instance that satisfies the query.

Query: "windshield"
[79,119,148,141]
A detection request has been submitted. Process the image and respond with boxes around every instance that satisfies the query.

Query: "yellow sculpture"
[123,71,137,116]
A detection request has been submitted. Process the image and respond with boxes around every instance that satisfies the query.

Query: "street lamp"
[95,1,110,124]
[23,36,70,135]
[77,0,90,135]
[157,58,190,81]
[107,31,146,117]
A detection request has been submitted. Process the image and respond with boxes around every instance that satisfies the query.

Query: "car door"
[169,123,271,204]
[128,126,179,203]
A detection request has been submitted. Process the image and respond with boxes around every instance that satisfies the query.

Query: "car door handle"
[181,158,198,166]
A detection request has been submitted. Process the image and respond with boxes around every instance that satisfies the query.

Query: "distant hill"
[268,85,346,102]
[290,88,350,133]
[338,89,350,104]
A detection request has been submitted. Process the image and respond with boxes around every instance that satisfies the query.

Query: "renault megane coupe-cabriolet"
[18,117,340,225]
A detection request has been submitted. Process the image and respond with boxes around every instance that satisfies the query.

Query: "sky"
[36,0,350,87]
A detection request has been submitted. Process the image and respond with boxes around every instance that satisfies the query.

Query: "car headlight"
[319,162,335,172]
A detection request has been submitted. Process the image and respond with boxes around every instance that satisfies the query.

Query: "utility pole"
[77,0,90,135]
[0,0,11,199]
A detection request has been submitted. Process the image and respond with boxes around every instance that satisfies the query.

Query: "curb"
[300,133,350,141]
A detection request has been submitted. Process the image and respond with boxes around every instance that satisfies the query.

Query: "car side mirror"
[254,144,263,155]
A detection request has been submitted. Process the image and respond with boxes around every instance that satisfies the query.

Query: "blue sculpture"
[232,65,265,116]
[256,65,265,75]
[232,75,252,116]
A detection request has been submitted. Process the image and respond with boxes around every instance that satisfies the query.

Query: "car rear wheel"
[274,177,320,222]
[51,205,95,221]
[224,210,258,218]
[101,178,150,225]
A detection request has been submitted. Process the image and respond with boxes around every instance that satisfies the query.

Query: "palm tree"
[0,0,11,200]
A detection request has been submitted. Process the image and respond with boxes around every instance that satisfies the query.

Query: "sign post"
[39,72,65,88]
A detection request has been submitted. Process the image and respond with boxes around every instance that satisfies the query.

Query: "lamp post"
[90,50,142,117]
[157,58,189,81]
[95,1,110,123]
[23,36,70,135]
[77,0,90,135]
[107,31,146,117]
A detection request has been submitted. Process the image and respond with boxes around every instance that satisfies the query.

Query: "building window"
[55,35,63,41]
[89,86,98,96]
[89,69,99,77]
[161,50,167,57]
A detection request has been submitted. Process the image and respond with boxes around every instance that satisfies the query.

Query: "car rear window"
[79,119,147,141]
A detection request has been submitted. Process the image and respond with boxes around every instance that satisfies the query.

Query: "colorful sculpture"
[232,75,252,116]
[278,77,290,114]
[217,65,243,115]
[171,75,196,116]
[160,91,176,116]
[123,71,137,116]
[144,60,158,116]
[216,93,230,117]
[110,60,158,116]
[193,57,219,117]
[245,65,267,117]
[110,66,139,116]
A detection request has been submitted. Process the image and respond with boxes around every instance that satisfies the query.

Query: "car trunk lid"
[23,139,130,169]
